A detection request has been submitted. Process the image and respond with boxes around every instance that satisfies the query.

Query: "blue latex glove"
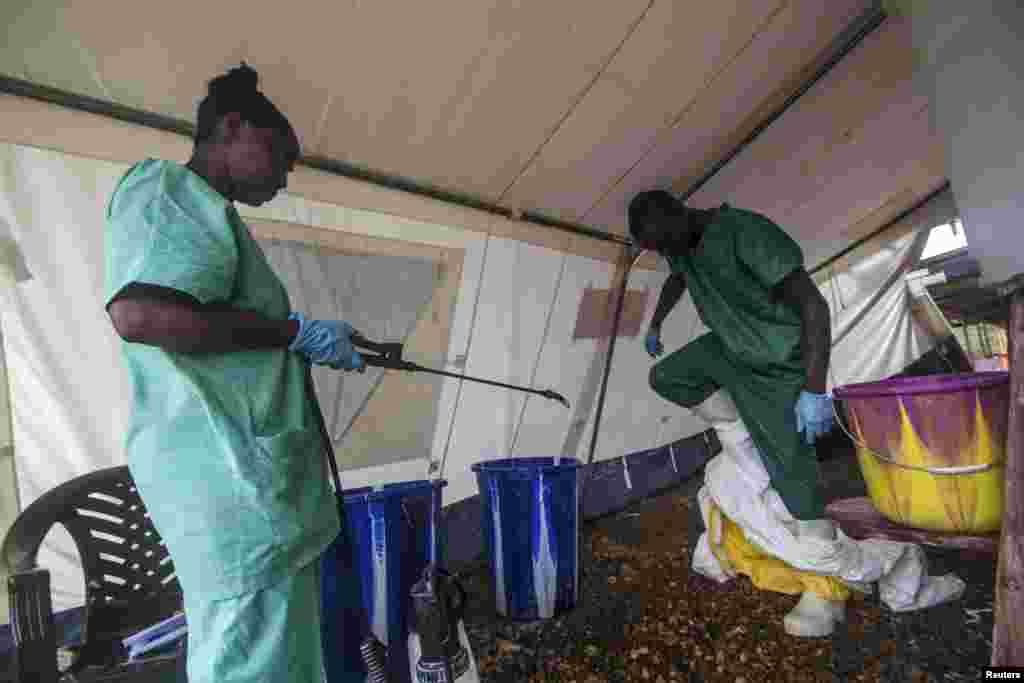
[644,327,664,358]
[288,312,365,371]
[795,390,833,445]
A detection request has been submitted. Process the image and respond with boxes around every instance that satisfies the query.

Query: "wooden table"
[825,497,999,556]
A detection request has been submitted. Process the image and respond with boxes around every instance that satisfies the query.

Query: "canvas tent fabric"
[0,143,699,612]
[822,229,933,390]
[0,145,441,610]
[260,239,440,467]
[0,139,946,615]
[818,189,959,390]
[0,0,891,242]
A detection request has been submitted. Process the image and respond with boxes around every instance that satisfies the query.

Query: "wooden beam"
[993,287,1024,666]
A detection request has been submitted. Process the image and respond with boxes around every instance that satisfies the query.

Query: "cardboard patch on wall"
[572,288,650,340]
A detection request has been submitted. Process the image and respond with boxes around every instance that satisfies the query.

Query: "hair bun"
[208,62,259,99]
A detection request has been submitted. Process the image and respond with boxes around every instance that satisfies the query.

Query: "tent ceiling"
[1,0,944,261]
[684,13,947,269]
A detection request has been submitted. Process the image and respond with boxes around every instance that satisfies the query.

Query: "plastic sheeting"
[436,237,711,474]
[0,142,953,614]
[260,239,438,467]
[818,188,961,389]
[691,425,966,613]
[0,146,439,610]
[0,145,708,614]
[819,228,935,390]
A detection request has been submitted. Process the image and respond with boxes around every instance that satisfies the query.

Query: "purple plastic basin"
[833,371,1008,399]
[833,371,1010,472]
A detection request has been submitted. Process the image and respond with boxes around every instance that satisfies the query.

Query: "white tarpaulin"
[261,239,439,466]
[821,228,934,390]
[817,188,961,389]
[0,142,954,614]
[0,144,707,612]
[0,146,440,610]
[691,423,966,612]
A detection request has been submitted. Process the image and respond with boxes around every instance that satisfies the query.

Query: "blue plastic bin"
[472,457,580,621]
[320,480,444,683]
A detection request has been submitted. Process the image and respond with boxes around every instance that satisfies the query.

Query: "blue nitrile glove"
[644,327,664,358]
[795,390,833,445]
[288,312,365,371]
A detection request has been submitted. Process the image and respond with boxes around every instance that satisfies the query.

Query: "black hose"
[303,364,391,683]
[360,638,390,683]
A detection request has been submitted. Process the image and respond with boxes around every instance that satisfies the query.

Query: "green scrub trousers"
[650,332,822,519]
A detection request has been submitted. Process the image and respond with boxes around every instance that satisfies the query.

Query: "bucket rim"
[833,371,1008,399]
[471,456,582,473]
[342,478,446,503]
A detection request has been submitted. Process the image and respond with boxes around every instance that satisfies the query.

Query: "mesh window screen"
[260,238,440,469]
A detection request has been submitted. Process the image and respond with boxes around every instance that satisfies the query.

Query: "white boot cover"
[688,391,967,615]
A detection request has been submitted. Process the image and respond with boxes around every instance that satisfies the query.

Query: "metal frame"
[2,2,895,481]
[809,181,951,276]
[0,4,886,250]
[0,74,630,247]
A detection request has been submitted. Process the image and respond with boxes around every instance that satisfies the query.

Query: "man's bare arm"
[106,283,298,353]
[775,268,831,394]
[650,272,687,331]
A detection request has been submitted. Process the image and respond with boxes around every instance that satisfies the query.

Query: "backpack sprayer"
[405,485,478,683]
[331,243,636,680]
[305,335,569,682]
[349,334,568,683]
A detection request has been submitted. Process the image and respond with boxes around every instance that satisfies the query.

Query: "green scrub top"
[663,205,823,519]
[104,159,340,600]
[666,205,805,369]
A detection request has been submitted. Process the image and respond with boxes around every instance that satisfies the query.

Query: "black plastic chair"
[2,465,184,682]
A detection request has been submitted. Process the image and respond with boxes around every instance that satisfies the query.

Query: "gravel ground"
[456,446,997,682]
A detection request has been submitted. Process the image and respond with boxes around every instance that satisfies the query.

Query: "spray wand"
[351,334,570,408]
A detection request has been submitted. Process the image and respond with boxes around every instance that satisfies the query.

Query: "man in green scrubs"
[105,64,364,681]
[629,190,839,634]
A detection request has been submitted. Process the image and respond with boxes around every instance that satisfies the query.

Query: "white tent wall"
[258,238,443,471]
[820,228,934,390]
[0,146,132,616]
[0,139,696,615]
[0,94,955,622]
[441,237,708,470]
[894,0,1024,289]
[0,343,17,625]
[0,142,475,613]
[813,187,961,388]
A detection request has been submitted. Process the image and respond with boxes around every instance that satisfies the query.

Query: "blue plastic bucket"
[472,457,581,620]
[320,480,444,683]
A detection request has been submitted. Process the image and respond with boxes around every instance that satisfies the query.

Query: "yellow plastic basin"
[834,372,1009,535]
